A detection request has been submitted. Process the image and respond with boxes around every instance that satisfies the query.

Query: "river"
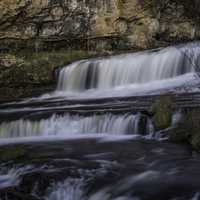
[0,42,200,200]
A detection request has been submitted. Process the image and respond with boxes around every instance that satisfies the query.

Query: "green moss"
[0,50,92,85]
[0,50,94,101]
[168,108,200,151]
[185,109,200,151]
[151,95,173,131]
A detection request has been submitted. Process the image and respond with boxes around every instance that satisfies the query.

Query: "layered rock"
[0,0,200,100]
[0,0,200,51]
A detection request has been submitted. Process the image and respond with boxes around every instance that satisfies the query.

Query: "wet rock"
[0,145,27,162]
[185,109,200,151]
[151,96,173,131]
[165,108,200,151]
[0,137,195,200]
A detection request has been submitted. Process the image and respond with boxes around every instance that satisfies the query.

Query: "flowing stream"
[1,42,200,200]
[55,42,200,97]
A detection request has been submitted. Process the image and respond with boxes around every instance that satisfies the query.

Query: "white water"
[0,168,20,189]
[45,170,200,200]
[0,113,153,138]
[0,165,33,189]
[57,43,200,93]
[0,42,200,139]
[53,72,200,99]
[1,42,200,200]
[45,178,84,200]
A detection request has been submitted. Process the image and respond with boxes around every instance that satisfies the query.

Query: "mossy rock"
[0,50,92,85]
[0,50,94,101]
[168,108,200,151]
[151,95,173,131]
[169,126,190,143]
[185,109,200,151]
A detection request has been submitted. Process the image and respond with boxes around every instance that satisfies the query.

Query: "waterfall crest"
[57,43,200,92]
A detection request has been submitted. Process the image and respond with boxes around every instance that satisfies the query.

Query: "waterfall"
[57,43,200,92]
[0,113,153,138]
[1,42,200,139]
[1,42,200,200]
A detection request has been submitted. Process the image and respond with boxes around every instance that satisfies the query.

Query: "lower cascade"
[0,113,153,138]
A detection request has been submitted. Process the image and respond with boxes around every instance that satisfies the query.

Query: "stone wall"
[0,0,200,51]
[1,0,200,101]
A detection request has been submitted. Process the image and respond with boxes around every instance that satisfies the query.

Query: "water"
[0,113,153,138]
[1,42,199,139]
[57,43,199,93]
[0,168,21,189]
[45,178,84,200]
[1,42,200,200]
[1,136,200,200]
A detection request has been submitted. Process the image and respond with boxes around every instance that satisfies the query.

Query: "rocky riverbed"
[0,136,200,200]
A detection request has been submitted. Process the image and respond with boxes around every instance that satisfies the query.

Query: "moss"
[185,109,200,151]
[0,50,88,85]
[151,95,173,131]
[191,134,200,151]
[0,50,94,101]
[168,108,200,151]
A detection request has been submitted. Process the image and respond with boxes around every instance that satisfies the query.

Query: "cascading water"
[2,42,200,200]
[57,43,200,93]
[0,113,153,138]
[45,178,84,200]
[0,42,200,140]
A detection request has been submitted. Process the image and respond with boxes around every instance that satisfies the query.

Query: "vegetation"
[0,50,93,101]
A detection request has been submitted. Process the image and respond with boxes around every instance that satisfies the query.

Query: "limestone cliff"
[0,0,200,51]
[0,0,200,101]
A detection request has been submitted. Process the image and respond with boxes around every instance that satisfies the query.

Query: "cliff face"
[0,0,200,101]
[0,0,200,51]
